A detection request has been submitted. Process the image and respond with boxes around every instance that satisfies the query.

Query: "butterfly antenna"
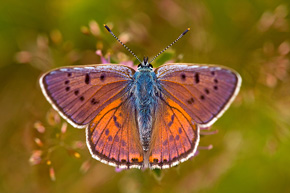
[149,28,190,64]
[104,24,142,63]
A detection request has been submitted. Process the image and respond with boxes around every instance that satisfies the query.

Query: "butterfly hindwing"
[155,63,241,127]
[149,96,199,169]
[86,97,144,168]
[40,64,135,128]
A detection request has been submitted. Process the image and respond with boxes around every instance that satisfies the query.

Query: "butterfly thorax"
[134,65,158,152]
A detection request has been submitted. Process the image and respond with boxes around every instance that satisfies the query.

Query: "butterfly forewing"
[40,64,135,128]
[156,63,241,127]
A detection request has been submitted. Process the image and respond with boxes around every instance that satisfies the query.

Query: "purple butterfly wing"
[40,64,135,128]
[155,63,241,127]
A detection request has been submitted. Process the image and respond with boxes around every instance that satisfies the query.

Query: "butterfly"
[39,25,241,169]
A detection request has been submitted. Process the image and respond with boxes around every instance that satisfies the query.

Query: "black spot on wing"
[85,73,90,84]
[181,73,186,81]
[167,114,175,127]
[91,98,99,105]
[195,73,200,84]
[105,129,109,136]
[100,74,105,81]
[187,98,195,104]
[175,135,180,141]
[113,116,121,128]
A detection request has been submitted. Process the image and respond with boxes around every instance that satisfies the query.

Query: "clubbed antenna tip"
[182,28,190,35]
[104,24,111,32]
[149,27,190,63]
[103,24,142,63]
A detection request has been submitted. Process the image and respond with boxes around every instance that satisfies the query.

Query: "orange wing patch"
[86,99,143,168]
[149,97,200,169]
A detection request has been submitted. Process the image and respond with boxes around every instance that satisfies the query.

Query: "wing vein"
[161,116,180,158]
[68,82,129,123]
[159,84,203,122]
[95,106,121,151]
[82,85,130,123]
[160,97,192,148]
[160,79,217,119]
[49,79,128,101]
[108,101,130,160]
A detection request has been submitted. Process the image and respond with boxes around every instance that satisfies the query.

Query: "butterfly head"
[138,57,153,70]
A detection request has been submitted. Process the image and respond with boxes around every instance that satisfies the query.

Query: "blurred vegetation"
[0,0,290,193]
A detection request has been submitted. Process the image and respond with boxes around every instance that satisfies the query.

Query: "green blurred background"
[1,0,290,192]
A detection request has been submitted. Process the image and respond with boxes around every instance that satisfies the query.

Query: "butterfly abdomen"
[134,70,158,151]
